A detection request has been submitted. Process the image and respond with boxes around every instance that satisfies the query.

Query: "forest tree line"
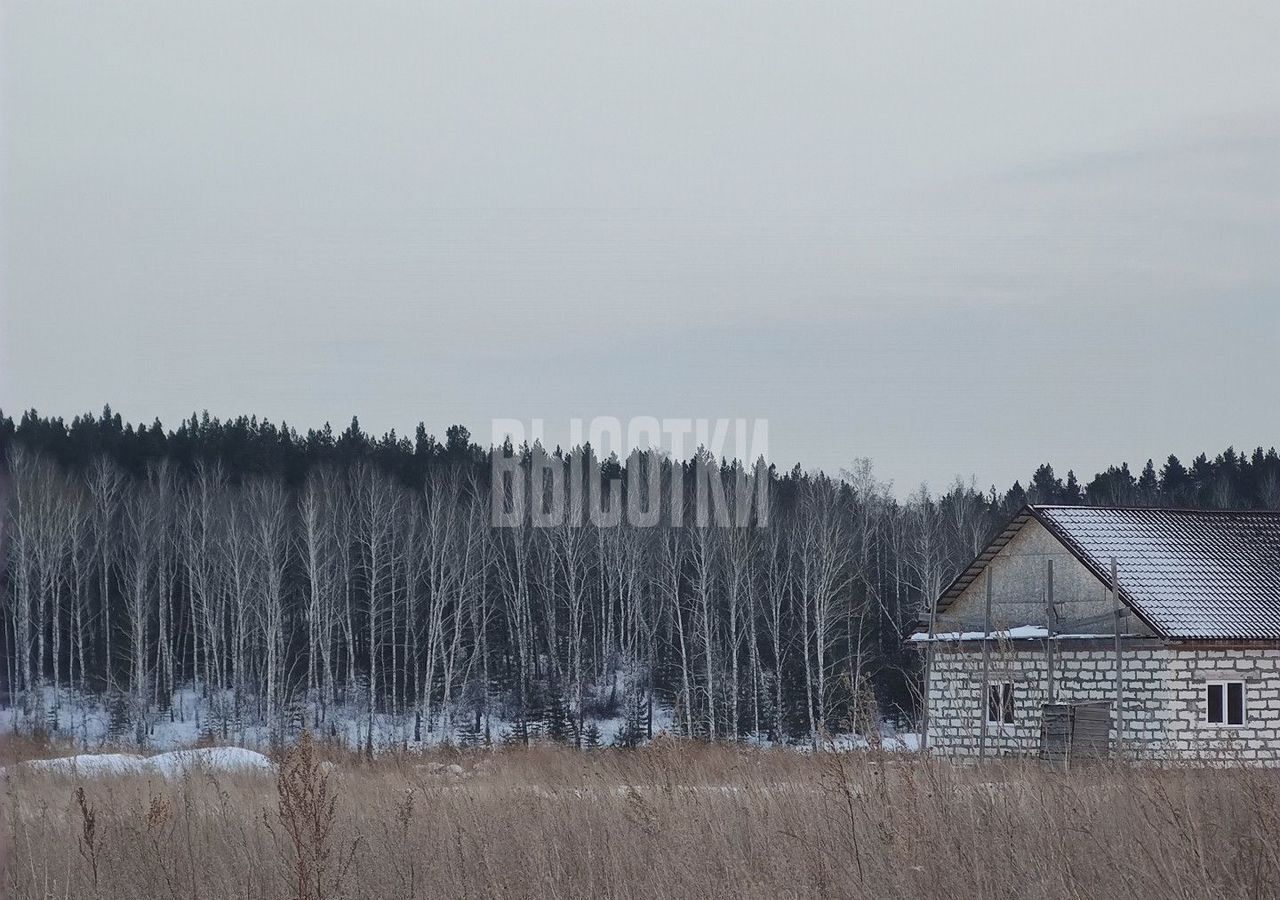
[3,407,1279,749]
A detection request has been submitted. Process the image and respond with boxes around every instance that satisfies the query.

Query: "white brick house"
[914,506,1280,764]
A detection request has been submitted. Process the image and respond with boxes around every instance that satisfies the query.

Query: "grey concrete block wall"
[925,641,1280,765]
[937,518,1155,635]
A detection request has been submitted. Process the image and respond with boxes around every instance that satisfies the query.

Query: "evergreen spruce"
[1138,459,1159,503]
[543,681,577,745]
[1029,464,1063,504]
[1062,470,1082,504]
[614,691,649,749]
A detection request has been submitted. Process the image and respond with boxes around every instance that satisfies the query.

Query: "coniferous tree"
[543,681,576,745]
[614,690,649,749]
[1028,464,1063,505]
[1062,470,1082,504]
[1191,453,1215,501]
[1137,460,1159,504]
[1002,481,1027,513]
[1160,455,1190,504]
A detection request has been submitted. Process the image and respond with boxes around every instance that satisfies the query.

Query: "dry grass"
[0,731,85,768]
[5,737,1280,899]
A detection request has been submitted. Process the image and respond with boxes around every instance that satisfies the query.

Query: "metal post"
[1112,556,1123,757]
[1045,559,1056,705]
[921,589,938,753]
[979,568,992,761]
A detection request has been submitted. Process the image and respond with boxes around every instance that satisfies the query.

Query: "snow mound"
[18,747,274,778]
[22,753,150,776]
[815,732,921,753]
[148,747,275,775]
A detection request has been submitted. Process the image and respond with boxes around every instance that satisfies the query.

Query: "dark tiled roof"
[1031,506,1280,640]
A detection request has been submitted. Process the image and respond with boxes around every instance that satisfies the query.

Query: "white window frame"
[1203,679,1247,727]
[987,681,1015,726]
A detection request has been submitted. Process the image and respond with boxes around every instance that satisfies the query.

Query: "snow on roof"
[909,624,1137,643]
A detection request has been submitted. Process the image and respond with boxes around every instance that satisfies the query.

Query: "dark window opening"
[1207,683,1223,722]
[988,682,1014,724]
[1206,681,1245,726]
[1227,682,1245,725]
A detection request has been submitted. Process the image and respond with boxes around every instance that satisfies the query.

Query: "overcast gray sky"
[2,1,1278,492]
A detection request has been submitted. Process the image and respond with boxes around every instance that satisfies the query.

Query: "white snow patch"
[148,747,275,775]
[17,747,274,778]
[910,625,1138,642]
[815,732,921,753]
[21,753,150,777]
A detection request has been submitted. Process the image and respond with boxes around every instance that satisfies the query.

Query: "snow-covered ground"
[17,747,274,778]
[2,683,917,765]
[821,731,921,752]
[1,683,679,753]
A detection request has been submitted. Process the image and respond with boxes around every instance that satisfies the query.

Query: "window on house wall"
[987,682,1014,725]
[1205,681,1245,726]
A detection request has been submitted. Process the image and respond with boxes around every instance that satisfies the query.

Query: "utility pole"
[921,587,939,753]
[1112,556,1123,758]
[1045,559,1056,704]
[979,568,992,761]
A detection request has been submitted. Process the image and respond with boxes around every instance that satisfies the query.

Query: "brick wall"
[925,641,1280,764]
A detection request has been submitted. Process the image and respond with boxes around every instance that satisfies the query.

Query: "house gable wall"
[941,517,1154,636]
